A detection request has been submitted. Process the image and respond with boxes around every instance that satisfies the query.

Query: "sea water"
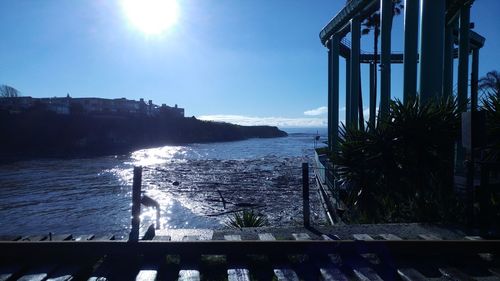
[0,128,327,237]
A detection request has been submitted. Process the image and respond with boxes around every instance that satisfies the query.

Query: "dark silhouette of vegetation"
[226,210,267,228]
[0,85,20,98]
[482,92,500,161]
[479,70,500,98]
[0,109,287,161]
[333,97,464,223]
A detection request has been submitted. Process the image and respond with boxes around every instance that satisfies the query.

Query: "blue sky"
[1,1,499,127]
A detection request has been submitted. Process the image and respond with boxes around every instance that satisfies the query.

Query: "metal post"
[330,35,340,151]
[457,4,471,108]
[443,19,457,99]
[302,163,310,227]
[403,0,419,102]
[346,58,351,126]
[380,0,392,117]
[328,42,333,151]
[418,0,446,103]
[350,16,361,128]
[471,48,479,111]
[456,4,471,174]
[129,166,142,242]
[369,63,376,126]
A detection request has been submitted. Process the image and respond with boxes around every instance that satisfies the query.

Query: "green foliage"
[334,97,465,223]
[479,70,500,97]
[226,210,268,228]
[482,93,500,159]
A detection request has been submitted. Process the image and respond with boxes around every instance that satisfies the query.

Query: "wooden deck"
[1,229,500,281]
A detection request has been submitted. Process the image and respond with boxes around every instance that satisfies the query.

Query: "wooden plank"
[292,233,311,241]
[3,240,500,257]
[397,268,428,281]
[352,267,384,281]
[273,268,299,281]
[379,234,403,241]
[152,235,170,241]
[183,235,200,241]
[0,264,24,281]
[258,233,276,241]
[86,235,120,281]
[418,234,441,240]
[49,234,73,241]
[154,229,213,241]
[353,234,375,241]
[266,234,299,281]
[16,264,58,281]
[465,235,494,261]
[322,234,341,240]
[136,235,170,281]
[45,265,82,281]
[178,270,200,281]
[227,269,250,281]
[418,233,475,280]
[320,267,349,281]
[178,235,200,281]
[489,268,500,277]
[21,235,47,241]
[73,234,95,241]
[224,235,242,241]
[0,235,21,241]
[224,235,250,281]
[439,267,476,281]
[90,235,115,241]
[135,270,157,281]
[465,236,483,241]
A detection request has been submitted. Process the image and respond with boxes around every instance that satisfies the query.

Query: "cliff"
[0,109,287,160]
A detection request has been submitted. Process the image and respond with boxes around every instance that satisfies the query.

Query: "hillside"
[0,109,287,160]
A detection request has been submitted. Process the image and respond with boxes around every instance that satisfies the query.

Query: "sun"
[121,0,179,35]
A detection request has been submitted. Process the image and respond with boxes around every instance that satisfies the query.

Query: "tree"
[361,0,404,126]
[0,85,20,98]
[479,70,500,98]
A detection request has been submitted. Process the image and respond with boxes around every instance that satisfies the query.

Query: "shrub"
[226,210,268,228]
[334,97,465,223]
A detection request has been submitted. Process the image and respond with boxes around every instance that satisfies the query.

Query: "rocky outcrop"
[0,109,287,160]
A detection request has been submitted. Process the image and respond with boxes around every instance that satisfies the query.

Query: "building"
[0,96,184,118]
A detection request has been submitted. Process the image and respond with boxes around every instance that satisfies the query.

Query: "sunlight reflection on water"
[0,130,328,236]
[128,146,185,166]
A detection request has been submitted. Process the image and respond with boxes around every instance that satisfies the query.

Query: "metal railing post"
[129,166,142,242]
[302,163,310,227]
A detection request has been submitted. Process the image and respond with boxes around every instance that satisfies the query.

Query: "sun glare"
[121,0,179,35]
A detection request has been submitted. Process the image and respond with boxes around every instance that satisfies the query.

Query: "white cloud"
[197,114,327,128]
[304,106,328,116]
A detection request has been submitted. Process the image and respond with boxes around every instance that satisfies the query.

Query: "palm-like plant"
[226,210,267,228]
[334,97,463,223]
[479,70,500,98]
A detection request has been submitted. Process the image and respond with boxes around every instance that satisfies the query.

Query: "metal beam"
[319,0,378,45]
[403,0,419,102]
[328,34,340,151]
[471,48,479,111]
[443,19,457,99]
[379,0,392,117]
[328,42,332,151]
[346,59,351,126]
[329,35,340,151]
[418,0,446,103]
[457,4,471,108]
[369,63,376,126]
[350,17,361,127]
